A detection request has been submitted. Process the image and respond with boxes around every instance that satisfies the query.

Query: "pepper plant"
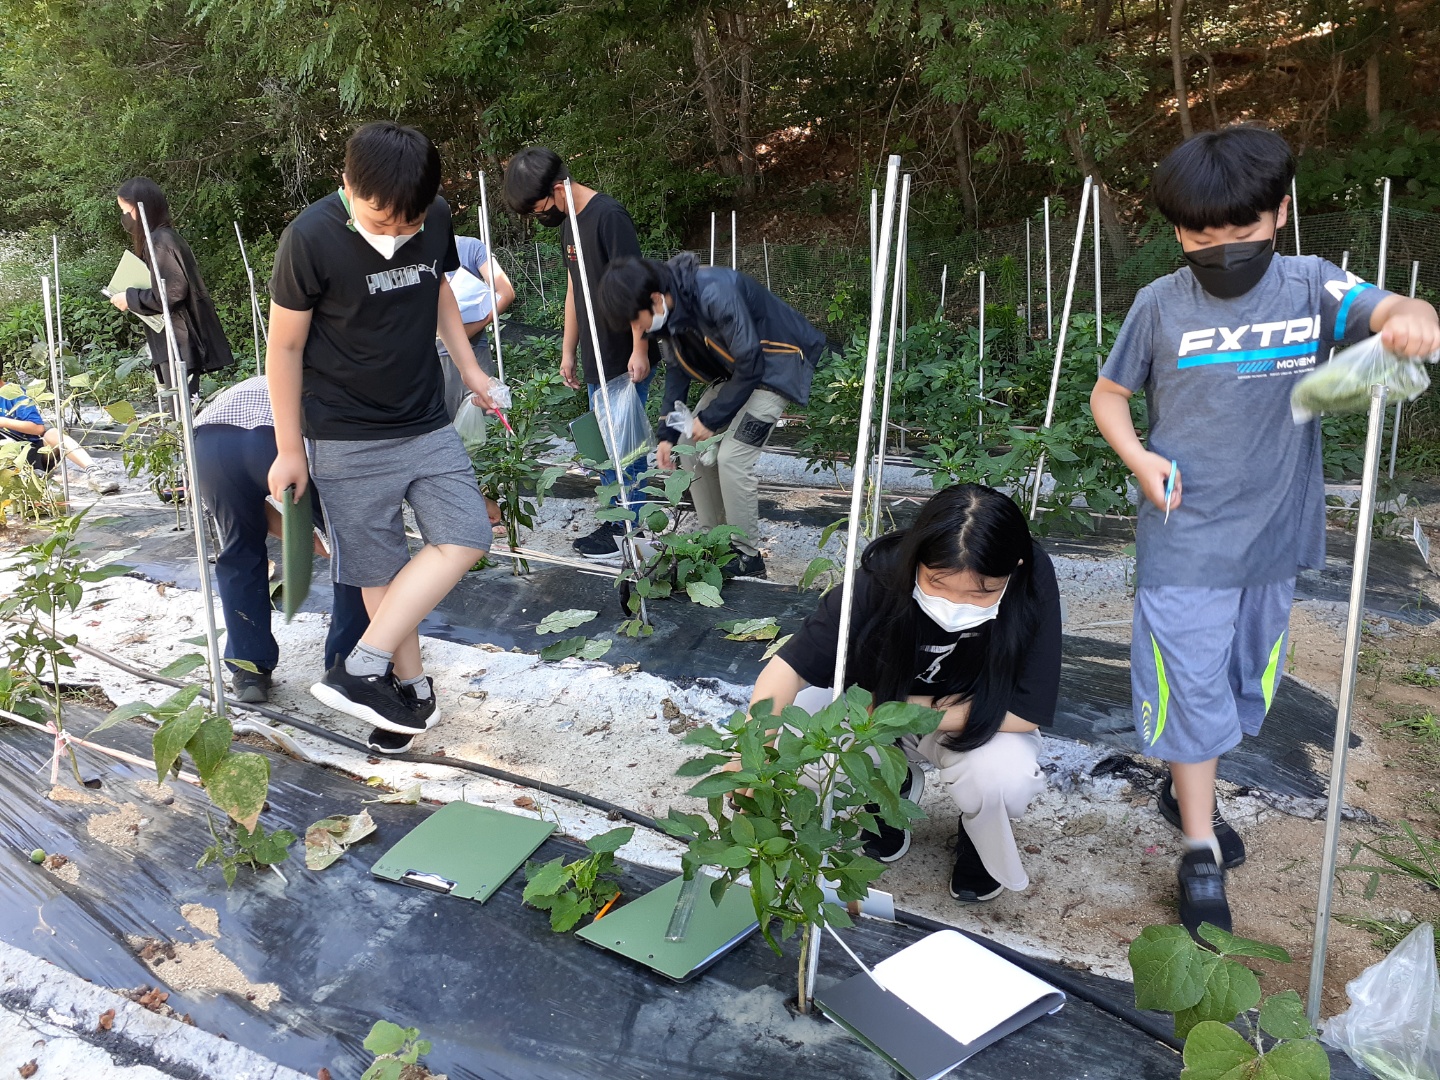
[1129,922,1329,1080]
[523,825,634,932]
[659,687,938,1011]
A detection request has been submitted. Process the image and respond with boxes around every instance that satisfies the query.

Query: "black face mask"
[1182,237,1276,298]
[534,206,565,228]
[121,210,139,234]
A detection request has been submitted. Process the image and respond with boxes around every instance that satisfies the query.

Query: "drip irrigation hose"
[48,628,1180,1053]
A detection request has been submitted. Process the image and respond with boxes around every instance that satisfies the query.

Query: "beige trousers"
[683,384,788,557]
[792,686,1045,892]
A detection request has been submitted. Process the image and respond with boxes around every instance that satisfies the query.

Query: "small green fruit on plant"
[30,848,46,864]
[523,826,634,932]
[362,1019,433,1080]
[1129,922,1329,1080]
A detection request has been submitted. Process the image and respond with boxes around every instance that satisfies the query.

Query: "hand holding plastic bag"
[594,373,654,470]
[1292,334,1434,423]
[453,397,487,448]
[663,401,718,466]
[1322,922,1440,1080]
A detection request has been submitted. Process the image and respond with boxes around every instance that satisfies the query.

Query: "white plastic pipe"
[869,173,910,536]
[731,210,737,270]
[535,242,546,305]
[477,171,506,386]
[40,276,70,508]
[869,188,878,290]
[1341,250,1349,272]
[978,270,986,438]
[137,201,228,717]
[938,264,948,319]
[710,212,716,267]
[233,222,267,377]
[763,238,771,290]
[1043,197,1054,340]
[1025,219,1033,336]
[51,236,65,416]
[1290,176,1301,255]
[1306,383,1389,1024]
[1377,178,1391,290]
[1093,184,1102,345]
[1389,260,1421,479]
[1030,177,1094,519]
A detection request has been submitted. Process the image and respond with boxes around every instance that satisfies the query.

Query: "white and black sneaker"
[861,761,925,863]
[950,823,1004,904]
[366,727,415,756]
[310,662,424,735]
[573,521,625,562]
[398,677,440,729]
[1158,774,1246,869]
[1177,848,1231,940]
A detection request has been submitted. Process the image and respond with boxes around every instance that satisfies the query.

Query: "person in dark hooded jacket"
[597,253,822,578]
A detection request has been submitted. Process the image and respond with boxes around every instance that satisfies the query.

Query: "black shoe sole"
[310,680,426,735]
[1157,781,1246,870]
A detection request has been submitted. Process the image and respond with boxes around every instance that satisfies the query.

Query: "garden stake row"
[477,169,507,386]
[1306,382,1389,1024]
[137,199,229,716]
[234,221,267,378]
[40,273,69,508]
[869,171,911,537]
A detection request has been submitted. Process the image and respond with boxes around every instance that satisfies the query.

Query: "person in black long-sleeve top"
[109,177,234,402]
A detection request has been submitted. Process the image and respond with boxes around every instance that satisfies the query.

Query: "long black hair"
[116,177,172,262]
[850,484,1041,753]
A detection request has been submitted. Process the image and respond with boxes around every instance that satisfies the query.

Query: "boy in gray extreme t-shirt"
[1091,126,1440,939]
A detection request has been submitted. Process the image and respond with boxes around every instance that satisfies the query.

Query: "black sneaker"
[1178,848,1232,940]
[398,677,440,730]
[950,821,1004,903]
[367,727,415,755]
[310,662,423,735]
[861,762,925,863]
[1158,774,1246,869]
[573,520,625,561]
[230,667,272,705]
[722,551,766,579]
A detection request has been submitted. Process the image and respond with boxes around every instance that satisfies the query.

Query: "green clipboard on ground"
[370,801,556,903]
[279,486,313,622]
[575,874,760,982]
[569,410,608,466]
[104,250,166,334]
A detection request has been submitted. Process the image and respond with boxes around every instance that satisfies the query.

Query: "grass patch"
[1383,708,1440,743]
[1334,915,1438,963]
[1346,822,1440,895]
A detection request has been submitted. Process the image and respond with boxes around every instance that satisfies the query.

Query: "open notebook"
[815,929,1065,1080]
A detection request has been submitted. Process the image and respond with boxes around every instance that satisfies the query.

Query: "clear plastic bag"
[593,374,654,470]
[663,401,718,466]
[452,396,487,448]
[1291,334,1434,423]
[1322,922,1440,1080]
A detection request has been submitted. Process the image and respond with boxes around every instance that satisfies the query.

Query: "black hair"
[502,146,569,215]
[597,256,672,333]
[850,484,1040,753]
[343,121,441,224]
[1153,125,1296,231]
[116,177,172,260]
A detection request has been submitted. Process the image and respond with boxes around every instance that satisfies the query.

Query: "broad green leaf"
[729,812,756,847]
[89,699,157,734]
[760,634,793,661]
[363,1021,411,1057]
[523,858,570,901]
[1179,1021,1257,1080]
[364,782,422,805]
[539,635,585,661]
[675,753,732,777]
[152,709,207,781]
[577,637,613,660]
[547,891,587,932]
[1198,924,1293,963]
[1173,957,1261,1040]
[685,581,724,607]
[681,725,725,749]
[205,752,270,831]
[156,653,207,679]
[1247,1038,1330,1080]
[584,826,634,854]
[711,845,752,869]
[186,713,233,783]
[717,617,780,642]
[536,608,598,634]
[1257,990,1313,1041]
[1129,924,1214,1012]
[104,401,136,425]
[686,772,746,798]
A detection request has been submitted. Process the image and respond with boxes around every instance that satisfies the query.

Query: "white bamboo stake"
[978,270,986,439]
[1029,177,1094,520]
[1388,260,1420,479]
[1290,176,1301,255]
[1306,383,1388,1024]
[564,179,645,624]
[731,210,737,270]
[710,212,716,266]
[1025,219,1033,336]
[535,242,546,305]
[233,222,267,377]
[807,155,900,1015]
[51,236,66,417]
[869,172,911,536]
[477,171,506,386]
[939,264,948,318]
[1093,183,1103,345]
[1341,250,1349,272]
[869,188,878,290]
[1377,178,1391,291]
[137,201,227,717]
[1044,197,1054,340]
[41,276,70,507]
[763,238,771,290]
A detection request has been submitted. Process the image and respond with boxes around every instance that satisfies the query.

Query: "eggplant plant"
[659,687,938,1012]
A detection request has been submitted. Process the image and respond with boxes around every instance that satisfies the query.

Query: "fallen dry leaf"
[318,1070,332,1080]
[513,796,537,811]
[305,810,377,871]
[98,1008,115,1031]
[20,1061,38,1078]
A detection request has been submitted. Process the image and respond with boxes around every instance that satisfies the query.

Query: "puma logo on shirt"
[366,260,440,296]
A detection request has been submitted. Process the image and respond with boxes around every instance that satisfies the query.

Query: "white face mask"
[647,295,669,335]
[912,575,1007,634]
[341,187,421,260]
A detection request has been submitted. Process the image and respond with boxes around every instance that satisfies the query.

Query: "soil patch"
[42,853,78,885]
[180,903,219,938]
[86,804,145,848]
[126,935,280,1010]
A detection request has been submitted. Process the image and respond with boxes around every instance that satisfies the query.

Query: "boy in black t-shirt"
[502,147,660,561]
[266,122,498,751]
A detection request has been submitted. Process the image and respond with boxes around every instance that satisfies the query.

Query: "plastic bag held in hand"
[663,401,718,466]
[1291,334,1435,423]
[452,398,487,448]
[1322,922,1440,1080]
[594,374,655,470]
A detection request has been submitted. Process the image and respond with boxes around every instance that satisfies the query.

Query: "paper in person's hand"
[106,250,166,334]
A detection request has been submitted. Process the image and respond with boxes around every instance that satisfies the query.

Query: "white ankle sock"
[1184,834,1222,863]
[399,674,431,699]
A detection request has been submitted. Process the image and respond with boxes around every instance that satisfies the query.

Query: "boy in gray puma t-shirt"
[1091,126,1440,938]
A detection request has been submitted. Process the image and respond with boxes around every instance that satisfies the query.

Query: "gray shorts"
[307,425,492,588]
[1130,579,1295,763]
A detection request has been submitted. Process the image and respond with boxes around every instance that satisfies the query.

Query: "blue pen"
[1164,460,1178,524]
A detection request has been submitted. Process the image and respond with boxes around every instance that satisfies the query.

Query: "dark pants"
[193,423,368,674]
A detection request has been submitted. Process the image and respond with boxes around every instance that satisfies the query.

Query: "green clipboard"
[569,410,607,466]
[104,250,166,334]
[370,801,556,903]
[279,486,313,622]
[575,874,760,982]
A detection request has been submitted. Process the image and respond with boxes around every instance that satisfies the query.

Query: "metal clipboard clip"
[401,870,456,894]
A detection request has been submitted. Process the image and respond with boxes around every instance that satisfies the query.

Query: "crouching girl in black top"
[751,483,1062,902]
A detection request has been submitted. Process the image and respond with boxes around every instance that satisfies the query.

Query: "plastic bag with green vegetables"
[1291,334,1434,423]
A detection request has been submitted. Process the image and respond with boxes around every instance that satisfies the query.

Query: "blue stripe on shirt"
[1334,281,1375,340]
[1176,341,1319,369]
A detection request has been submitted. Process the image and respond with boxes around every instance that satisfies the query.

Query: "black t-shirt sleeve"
[776,570,878,689]
[437,201,461,274]
[1008,549,1063,726]
[269,221,322,311]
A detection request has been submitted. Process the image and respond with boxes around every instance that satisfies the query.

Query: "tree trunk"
[1064,126,1129,261]
[1365,51,1381,131]
[1092,0,1114,39]
[692,9,738,178]
[1170,0,1194,138]
[947,105,979,227]
[735,10,757,200]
